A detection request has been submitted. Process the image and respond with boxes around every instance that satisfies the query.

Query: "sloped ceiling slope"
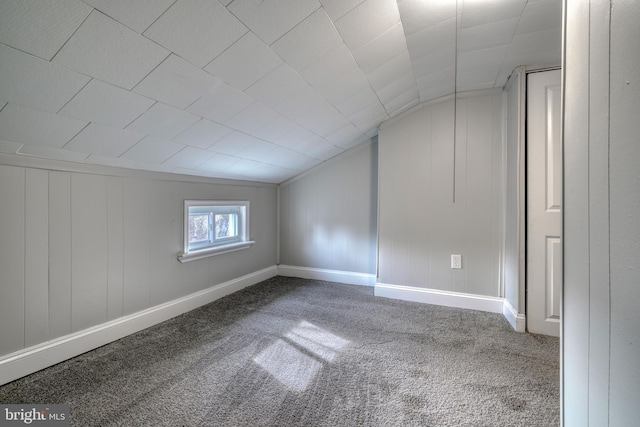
[0,0,561,183]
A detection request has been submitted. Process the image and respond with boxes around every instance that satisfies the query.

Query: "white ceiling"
[0,0,561,183]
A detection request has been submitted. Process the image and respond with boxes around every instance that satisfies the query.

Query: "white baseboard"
[277,265,376,286]
[0,265,277,386]
[502,298,526,332]
[375,282,504,314]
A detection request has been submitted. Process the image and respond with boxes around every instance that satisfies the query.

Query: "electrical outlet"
[451,254,462,269]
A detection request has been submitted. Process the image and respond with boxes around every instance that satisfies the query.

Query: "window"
[178,200,253,263]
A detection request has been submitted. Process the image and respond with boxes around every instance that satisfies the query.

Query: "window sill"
[178,240,255,263]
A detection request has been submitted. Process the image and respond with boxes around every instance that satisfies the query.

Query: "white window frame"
[178,200,254,263]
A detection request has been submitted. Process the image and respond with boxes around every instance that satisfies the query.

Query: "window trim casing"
[178,200,254,263]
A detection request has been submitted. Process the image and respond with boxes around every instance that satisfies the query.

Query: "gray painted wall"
[279,140,377,274]
[378,91,503,296]
[0,158,277,358]
[564,0,640,424]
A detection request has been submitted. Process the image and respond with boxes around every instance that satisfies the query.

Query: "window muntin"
[180,200,252,262]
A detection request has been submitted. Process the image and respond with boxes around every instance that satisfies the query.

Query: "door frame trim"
[503,64,561,333]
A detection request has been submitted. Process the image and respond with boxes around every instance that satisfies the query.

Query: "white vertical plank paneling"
[279,184,290,265]
[429,100,455,291]
[49,171,72,339]
[586,0,611,424]
[148,181,181,306]
[390,119,410,286]
[377,131,394,284]
[123,178,150,315]
[278,141,377,275]
[609,0,640,423]
[0,166,25,355]
[490,93,503,297]
[465,95,494,296]
[71,173,108,332]
[563,0,591,425]
[406,109,431,288]
[24,169,49,347]
[0,160,279,365]
[378,92,502,297]
[106,177,124,320]
[452,98,468,293]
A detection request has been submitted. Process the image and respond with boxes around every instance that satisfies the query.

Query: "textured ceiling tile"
[228,0,321,45]
[223,159,295,183]
[245,64,308,107]
[84,154,139,169]
[0,140,22,155]
[335,0,400,52]
[296,101,351,137]
[353,23,407,74]
[456,68,499,92]
[63,122,144,157]
[17,146,89,162]
[417,69,455,102]
[134,54,220,109]
[0,0,92,60]
[316,71,371,106]
[457,45,508,72]
[273,86,326,121]
[162,146,215,169]
[348,103,388,133]
[293,139,344,161]
[376,73,417,105]
[335,88,381,117]
[301,44,362,91]
[325,124,367,149]
[405,18,455,60]
[209,132,262,156]
[60,79,154,128]
[458,17,520,53]
[127,102,200,139]
[204,32,282,91]
[144,0,247,68]
[271,122,319,149]
[240,141,317,170]
[120,136,183,164]
[196,153,240,173]
[398,0,455,35]
[381,87,420,118]
[366,51,414,92]
[319,0,366,21]
[187,83,255,123]
[0,103,87,149]
[504,27,562,66]
[0,45,90,113]
[251,116,299,143]
[82,0,174,33]
[53,11,169,90]
[225,102,281,134]
[515,0,562,35]
[411,46,456,80]
[271,9,342,71]
[173,119,234,149]
[460,0,527,29]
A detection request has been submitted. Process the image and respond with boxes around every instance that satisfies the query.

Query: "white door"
[527,69,562,337]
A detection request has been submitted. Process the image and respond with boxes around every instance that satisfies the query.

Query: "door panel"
[527,69,562,337]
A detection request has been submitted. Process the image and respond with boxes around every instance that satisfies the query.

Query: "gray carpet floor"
[0,276,559,426]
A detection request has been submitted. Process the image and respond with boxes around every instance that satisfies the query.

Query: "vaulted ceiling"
[0,0,561,183]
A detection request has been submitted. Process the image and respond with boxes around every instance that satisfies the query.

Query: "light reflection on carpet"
[253,321,350,392]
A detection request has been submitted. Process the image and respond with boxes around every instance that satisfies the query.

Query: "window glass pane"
[215,213,238,239]
[189,214,209,243]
